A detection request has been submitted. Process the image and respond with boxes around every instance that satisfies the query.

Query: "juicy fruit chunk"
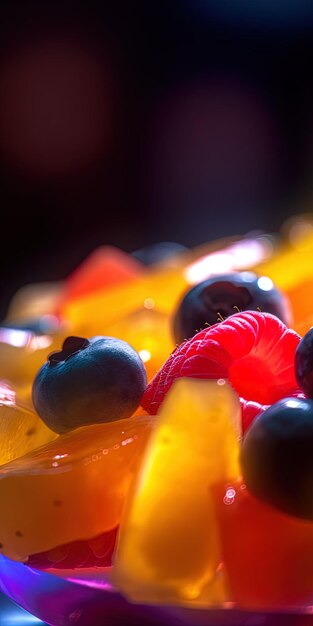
[103,308,174,382]
[295,327,313,398]
[27,526,118,569]
[255,227,313,329]
[114,379,241,605]
[5,282,62,322]
[241,398,313,521]
[214,479,313,609]
[62,265,189,337]
[62,246,143,304]
[0,330,62,387]
[32,336,147,433]
[0,382,57,466]
[142,311,300,414]
[173,272,291,344]
[0,414,153,561]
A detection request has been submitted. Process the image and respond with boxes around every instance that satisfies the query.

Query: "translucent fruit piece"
[285,278,313,332]
[255,229,313,329]
[0,414,153,561]
[103,308,174,382]
[62,266,189,336]
[14,383,34,409]
[213,479,313,609]
[6,282,63,322]
[27,526,118,569]
[61,246,143,305]
[114,378,241,606]
[257,229,313,292]
[0,381,57,466]
[0,329,68,386]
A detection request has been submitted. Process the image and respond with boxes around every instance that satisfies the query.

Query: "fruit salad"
[0,226,312,616]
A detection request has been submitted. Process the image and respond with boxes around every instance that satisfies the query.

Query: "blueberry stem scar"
[48,336,90,365]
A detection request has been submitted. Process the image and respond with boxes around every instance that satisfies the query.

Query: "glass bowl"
[0,554,312,626]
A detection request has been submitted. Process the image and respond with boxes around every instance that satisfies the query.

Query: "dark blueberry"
[32,335,147,434]
[132,242,188,266]
[241,397,313,522]
[295,328,313,398]
[173,272,291,343]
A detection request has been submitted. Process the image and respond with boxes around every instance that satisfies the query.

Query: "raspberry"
[240,388,306,434]
[141,311,300,414]
[240,398,267,434]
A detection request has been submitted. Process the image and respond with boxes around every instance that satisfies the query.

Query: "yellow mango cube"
[114,378,241,606]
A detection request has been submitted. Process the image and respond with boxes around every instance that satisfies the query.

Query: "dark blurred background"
[1,0,313,320]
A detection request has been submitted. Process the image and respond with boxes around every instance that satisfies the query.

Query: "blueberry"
[295,328,313,398]
[241,398,313,521]
[173,272,291,343]
[32,335,147,433]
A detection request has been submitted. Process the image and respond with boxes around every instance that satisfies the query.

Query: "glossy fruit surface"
[27,526,118,569]
[103,308,173,383]
[0,413,153,561]
[214,479,313,609]
[0,381,56,466]
[114,379,240,606]
[142,311,300,413]
[241,398,313,521]
[173,272,291,343]
[239,398,266,434]
[32,335,147,433]
[295,327,313,398]
[0,331,62,387]
[240,387,307,434]
[62,246,143,304]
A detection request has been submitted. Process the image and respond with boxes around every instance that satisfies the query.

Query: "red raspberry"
[141,311,300,415]
[240,388,307,434]
[240,398,266,434]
